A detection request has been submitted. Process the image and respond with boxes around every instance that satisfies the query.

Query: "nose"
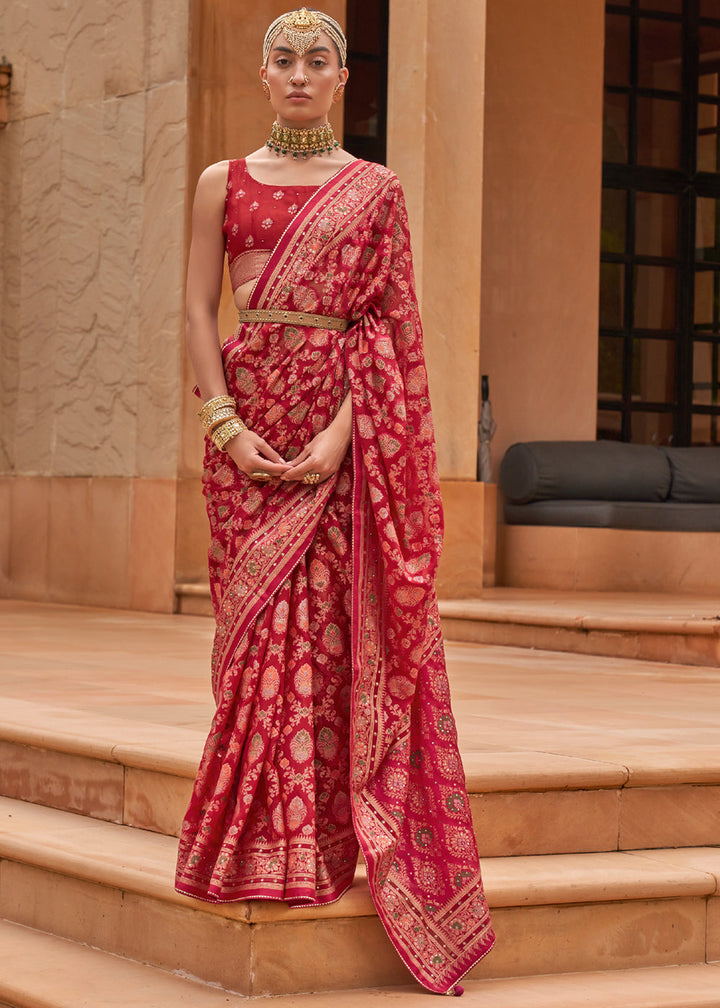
[289,68,308,84]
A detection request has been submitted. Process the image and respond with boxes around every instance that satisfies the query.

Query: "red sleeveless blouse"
[223,158,318,293]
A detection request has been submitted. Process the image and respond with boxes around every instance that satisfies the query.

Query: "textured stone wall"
[0,0,189,479]
[0,0,189,610]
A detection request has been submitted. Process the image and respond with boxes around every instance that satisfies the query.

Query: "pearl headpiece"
[263,8,347,67]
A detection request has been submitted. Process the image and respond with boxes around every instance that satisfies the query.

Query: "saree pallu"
[175,159,495,993]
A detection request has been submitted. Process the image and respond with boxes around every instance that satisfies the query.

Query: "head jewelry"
[263,8,347,67]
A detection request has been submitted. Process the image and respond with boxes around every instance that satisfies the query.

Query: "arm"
[185,162,229,402]
[186,163,290,477]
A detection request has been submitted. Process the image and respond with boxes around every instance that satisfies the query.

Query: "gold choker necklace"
[267,122,339,158]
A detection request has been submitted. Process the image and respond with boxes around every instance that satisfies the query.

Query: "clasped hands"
[226,417,351,487]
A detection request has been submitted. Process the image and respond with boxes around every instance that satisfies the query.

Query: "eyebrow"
[272,45,332,55]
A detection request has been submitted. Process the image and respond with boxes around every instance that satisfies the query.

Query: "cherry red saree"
[175,159,495,993]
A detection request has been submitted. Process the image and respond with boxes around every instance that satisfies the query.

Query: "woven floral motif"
[175,159,495,993]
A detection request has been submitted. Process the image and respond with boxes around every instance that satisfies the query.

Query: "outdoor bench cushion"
[503,499,720,532]
[499,441,671,505]
[663,446,720,502]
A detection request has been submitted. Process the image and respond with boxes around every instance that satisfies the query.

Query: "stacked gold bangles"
[198,395,248,451]
[198,397,322,486]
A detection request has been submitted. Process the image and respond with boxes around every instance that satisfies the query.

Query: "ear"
[338,66,349,86]
[259,66,268,83]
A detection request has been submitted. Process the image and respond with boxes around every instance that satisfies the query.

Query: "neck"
[275,115,329,131]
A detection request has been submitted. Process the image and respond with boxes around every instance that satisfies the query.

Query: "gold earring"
[333,83,345,103]
[262,80,271,100]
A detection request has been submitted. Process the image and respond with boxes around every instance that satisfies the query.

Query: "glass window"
[633,265,677,329]
[598,335,625,398]
[630,410,675,444]
[700,1,720,22]
[639,0,682,12]
[638,16,683,91]
[696,197,720,262]
[690,412,718,445]
[694,269,720,329]
[605,14,631,87]
[600,263,626,329]
[597,409,624,440]
[697,101,720,172]
[635,192,678,257]
[637,96,681,168]
[699,24,720,95]
[600,1,720,445]
[344,0,388,164]
[601,188,627,254]
[692,341,720,404]
[603,91,630,163]
[344,61,381,138]
[631,338,676,402]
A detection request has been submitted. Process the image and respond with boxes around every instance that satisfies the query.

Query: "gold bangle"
[199,395,236,426]
[212,417,247,450]
[205,406,238,432]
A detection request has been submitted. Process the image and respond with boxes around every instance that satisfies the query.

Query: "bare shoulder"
[196,160,230,193]
[191,160,230,221]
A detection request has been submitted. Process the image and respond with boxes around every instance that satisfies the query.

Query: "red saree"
[175,159,495,993]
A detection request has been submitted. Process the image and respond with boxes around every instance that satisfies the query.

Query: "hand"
[225,430,292,480]
[280,420,352,485]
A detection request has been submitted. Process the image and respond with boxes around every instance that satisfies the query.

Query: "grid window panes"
[599,0,720,444]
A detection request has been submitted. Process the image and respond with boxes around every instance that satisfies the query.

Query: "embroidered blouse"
[223,158,319,294]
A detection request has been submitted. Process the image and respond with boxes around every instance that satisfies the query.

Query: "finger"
[246,460,294,478]
[282,458,326,482]
[252,437,287,465]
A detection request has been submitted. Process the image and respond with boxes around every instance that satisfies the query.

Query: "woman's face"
[261,30,348,127]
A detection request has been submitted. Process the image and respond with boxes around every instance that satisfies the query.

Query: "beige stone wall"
[0,0,189,609]
[388,0,487,481]
[480,0,605,476]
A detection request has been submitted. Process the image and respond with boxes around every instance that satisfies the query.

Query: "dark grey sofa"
[499,441,720,531]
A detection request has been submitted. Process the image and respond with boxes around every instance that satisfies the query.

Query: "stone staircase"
[0,601,720,1005]
[177,582,720,667]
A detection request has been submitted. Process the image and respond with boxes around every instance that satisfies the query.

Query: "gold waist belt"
[237,308,350,332]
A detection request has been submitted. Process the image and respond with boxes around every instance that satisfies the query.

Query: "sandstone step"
[175,583,720,667]
[2,922,720,1008]
[3,696,720,858]
[1,797,718,995]
[176,581,213,617]
[439,589,720,667]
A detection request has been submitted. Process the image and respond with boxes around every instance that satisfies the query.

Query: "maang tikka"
[263,8,348,67]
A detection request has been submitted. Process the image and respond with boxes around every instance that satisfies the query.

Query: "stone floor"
[2,597,720,770]
[2,598,720,1006]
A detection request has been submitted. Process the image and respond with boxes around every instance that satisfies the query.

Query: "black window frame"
[600,0,720,445]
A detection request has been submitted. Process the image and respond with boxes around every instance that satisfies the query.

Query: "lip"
[287,91,311,99]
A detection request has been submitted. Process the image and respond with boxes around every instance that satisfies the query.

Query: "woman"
[175,8,495,995]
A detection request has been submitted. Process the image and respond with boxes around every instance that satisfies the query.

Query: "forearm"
[186,308,228,403]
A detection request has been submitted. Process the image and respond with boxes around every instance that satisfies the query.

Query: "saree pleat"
[175,159,495,990]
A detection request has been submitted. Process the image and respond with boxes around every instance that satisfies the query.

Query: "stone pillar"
[388,0,490,596]
[0,0,189,610]
[388,0,487,481]
[480,0,605,476]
